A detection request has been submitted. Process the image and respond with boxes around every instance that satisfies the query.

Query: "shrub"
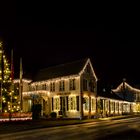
[50,112,57,119]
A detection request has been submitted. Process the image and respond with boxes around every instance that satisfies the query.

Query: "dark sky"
[1,6,140,88]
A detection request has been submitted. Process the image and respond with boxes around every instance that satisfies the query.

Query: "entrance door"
[60,96,66,117]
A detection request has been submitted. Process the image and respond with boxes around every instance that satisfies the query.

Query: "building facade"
[14,58,135,119]
[112,81,140,113]
[17,58,98,119]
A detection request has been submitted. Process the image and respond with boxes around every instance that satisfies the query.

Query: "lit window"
[115,102,119,112]
[91,98,96,111]
[111,101,114,112]
[54,98,59,110]
[36,85,38,90]
[84,97,89,111]
[69,96,76,110]
[119,103,122,112]
[105,100,109,112]
[42,84,47,90]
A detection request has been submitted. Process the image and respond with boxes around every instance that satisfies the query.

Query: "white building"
[18,58,97,119]
[112,81,140,113]
[14,58,134,119]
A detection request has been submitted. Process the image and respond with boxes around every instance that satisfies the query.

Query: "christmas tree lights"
[0,41,20,113]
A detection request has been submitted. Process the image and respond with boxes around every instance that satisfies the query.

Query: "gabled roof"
[112,82,140,94]
[33,58,89,82]
[111,82,138,102]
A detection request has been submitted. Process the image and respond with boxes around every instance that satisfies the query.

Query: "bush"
[50,112,57,119]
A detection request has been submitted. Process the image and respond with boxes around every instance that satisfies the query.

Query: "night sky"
[1,7,140,88]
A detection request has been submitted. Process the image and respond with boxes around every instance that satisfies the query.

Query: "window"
[69,96,76,110]
[69,79,76,90]
[89,80,95,92]
[50,82,55,92]
[36,85,38,90]
[28,85,31,91]
[54,98,59,110]
[59,80,65,91]
[84,97,89,111]
[42,84,47,90]
[31,86,34,91]
[105,100,109,112]
[83,79,87,91]
[53,82,55,91]
[60,97,67,111]
[110,101,114,112]
[119,103,122,112]
[115,102,119,112]
[123,103,128,112]
[91,98,96,111]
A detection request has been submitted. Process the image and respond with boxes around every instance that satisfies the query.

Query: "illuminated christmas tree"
[0,41,20,113]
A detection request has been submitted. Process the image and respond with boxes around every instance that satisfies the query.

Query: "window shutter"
[76,96,79,111]
[52,98,54,111]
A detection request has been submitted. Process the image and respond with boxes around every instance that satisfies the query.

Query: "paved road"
[0,117,140,140]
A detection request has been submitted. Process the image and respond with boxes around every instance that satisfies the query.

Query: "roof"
[98,91,124,101]
[112,82,140,94]
[33,58,88,82]
[111,82,137,102]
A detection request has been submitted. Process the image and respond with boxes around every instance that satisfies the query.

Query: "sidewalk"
[0,115,139,135]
